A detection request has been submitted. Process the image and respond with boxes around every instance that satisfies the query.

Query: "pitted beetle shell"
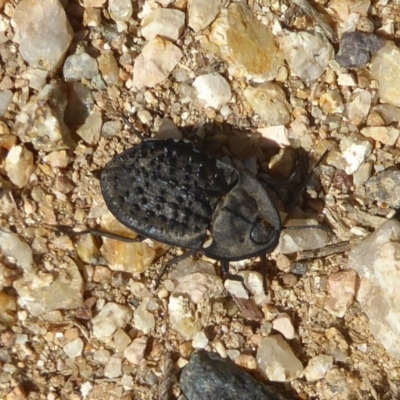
[100,139,282,261]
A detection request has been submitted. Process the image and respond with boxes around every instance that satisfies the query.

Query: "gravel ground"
[1,0,400,399]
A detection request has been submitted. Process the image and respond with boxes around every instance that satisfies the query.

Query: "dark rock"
[336,32,383,68]
[180,350,291,400]
[290,263,308,276]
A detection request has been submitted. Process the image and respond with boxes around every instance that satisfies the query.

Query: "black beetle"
[100,139,282,265]
[57,120,326,287]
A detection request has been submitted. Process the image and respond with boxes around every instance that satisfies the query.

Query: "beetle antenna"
[283,224,332,233]
[121,115,144,141]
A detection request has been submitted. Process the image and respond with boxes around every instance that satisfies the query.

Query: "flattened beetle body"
[100,139,282,262]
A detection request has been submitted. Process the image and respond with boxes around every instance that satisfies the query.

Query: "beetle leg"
[51,224,144,243]
[120,115,144,141]
[154,249,199,289]
[257,170,298,188]
[221,260,251,297]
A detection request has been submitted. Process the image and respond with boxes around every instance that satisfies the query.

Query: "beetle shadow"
[184,121,321,215]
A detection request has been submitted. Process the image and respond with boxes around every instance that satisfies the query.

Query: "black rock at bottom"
[180,350,291,400]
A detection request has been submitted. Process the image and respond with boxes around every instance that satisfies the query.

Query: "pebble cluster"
[1,0,400,399]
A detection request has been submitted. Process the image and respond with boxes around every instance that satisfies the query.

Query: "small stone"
[244,83,291,125]
[228,277,264,316]
[207,3,283,82]
[365,170,400,209]
[13,258,83,317]
[130,281,153,299]
[367,110,386,126]
[336,31,382,68]
[0,230,33,273]
[108,0,132,22]
[43,150,72,168]
[133,298,155,334]
[360,126,400,147]
[353,162,372,187]
[258,126,291,147]
[303,355,333,382]
[21,68,48,90]
[319,90,344,114]
[333,169,353,193]
[168,259,217,280]
[0,90,12,116]
[240,271,267,306]
[113,328,131,352]
[192,331,209,349]
[76,234,99,264]
[173,272,224,304]
[104,355,122,378]
[370,41,400,108]
[63,53,99,82]
[93,349,110,364]
[345,90,372,125]
[188,0,223,32]
[193,72,231,110]
[274,219,331,254]
[290,262,308,276]
[141,9,185,42]
[76,111,102,145]
[63,338,84,358]
[91,302,132,341]
[98,52,120,86]
[75,297,96,320]
[5,146,34,188]
[14,83,75,151]
[121,374,134,390]
[64,327,80,340]
[0,292,17,326]
[101,238,156,273]
[155,118,182,139]
[272,313,295,340]
[111,271,130,288]
[132,37,183,91]
[257,334,303,381]
[124,336,147,365]
[348,219,400,359]
[101,120,122,138]
[373,104,400,124]
[282,274,298,287]
[93,266,112,284]
[0,133,17,152]
[181,350,289,400]
[324,270,357,318]
[80,382,93,399]
[64,82,95,129]
[83,7,102,27]
[169,294,201,340]
[11,0,73,74]
[338,73,357,86]
[280,31,334,82]
[224,279,249,299]
[232,296,264,321]
[338,134,372,175]
[235,354,257,370]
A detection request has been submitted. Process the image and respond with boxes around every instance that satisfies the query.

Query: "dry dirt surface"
[1,0,400,399]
